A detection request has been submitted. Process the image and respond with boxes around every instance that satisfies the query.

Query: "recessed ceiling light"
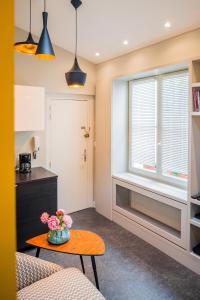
[95,52,100,57]
[123,40,128,45]
[164,21,171,28]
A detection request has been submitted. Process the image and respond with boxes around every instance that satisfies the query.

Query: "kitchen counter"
[16,166,58,250]
[16,167,57,185]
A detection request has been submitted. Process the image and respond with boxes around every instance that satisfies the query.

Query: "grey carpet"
[25,208,200,300]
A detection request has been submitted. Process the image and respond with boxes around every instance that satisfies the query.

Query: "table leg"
[35,247,41,258]
[91,256,99,290]
[80,255,85,274]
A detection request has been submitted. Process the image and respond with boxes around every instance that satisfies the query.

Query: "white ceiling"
[15,0,200,64]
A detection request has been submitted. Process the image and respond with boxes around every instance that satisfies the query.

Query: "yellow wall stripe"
[0,1,16,299]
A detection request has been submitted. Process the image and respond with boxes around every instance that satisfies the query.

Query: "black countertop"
[16,167,58,185]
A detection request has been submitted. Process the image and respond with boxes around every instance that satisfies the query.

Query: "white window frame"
[128,70,189,190]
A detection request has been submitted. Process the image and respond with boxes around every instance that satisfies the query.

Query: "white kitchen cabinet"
[15,85,45,131]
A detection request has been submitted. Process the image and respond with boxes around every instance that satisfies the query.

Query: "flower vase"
[48,229,70,245]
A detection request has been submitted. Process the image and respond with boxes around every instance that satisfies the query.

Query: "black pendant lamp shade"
[36,1,55,60]
[14,0,38,55]
[65,0,87,88]
[65,57,86,88]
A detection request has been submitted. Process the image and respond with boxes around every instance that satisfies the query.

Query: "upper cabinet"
[15,85,45,132]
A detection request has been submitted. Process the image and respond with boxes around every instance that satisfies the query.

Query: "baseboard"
[112,210,200,275]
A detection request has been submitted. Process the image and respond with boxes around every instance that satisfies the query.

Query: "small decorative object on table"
[40,209,73,245]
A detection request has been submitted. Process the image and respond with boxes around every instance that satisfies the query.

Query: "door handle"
[84,149,87,162]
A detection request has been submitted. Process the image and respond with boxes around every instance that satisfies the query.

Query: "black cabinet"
[16,167,58,250]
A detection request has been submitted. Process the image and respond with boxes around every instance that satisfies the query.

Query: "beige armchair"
[16,252,105,300]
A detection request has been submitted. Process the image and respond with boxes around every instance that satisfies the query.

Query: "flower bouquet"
[40,209,73,245]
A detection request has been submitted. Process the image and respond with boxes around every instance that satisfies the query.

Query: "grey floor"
[25,208,200,300]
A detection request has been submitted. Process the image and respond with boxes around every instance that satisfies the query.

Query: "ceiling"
[15,0,200,64]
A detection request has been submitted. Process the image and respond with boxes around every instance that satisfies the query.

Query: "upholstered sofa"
[16,252,105,300]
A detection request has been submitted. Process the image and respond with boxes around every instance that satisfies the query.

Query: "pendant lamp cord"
[29,0,32,33]
[44,0,46,12]
[75,9,78,58]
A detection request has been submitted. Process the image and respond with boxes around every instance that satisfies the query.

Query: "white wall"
[15,131,45,168]
[95,28,200,219]
[15,27,96,168]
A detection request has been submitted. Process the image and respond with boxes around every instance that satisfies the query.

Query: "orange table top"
[26,230,105,256]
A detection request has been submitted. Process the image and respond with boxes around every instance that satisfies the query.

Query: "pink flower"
[56,209,65,216]
[40,212,49,224]
[48,216,60,230]
[63,215,73,229]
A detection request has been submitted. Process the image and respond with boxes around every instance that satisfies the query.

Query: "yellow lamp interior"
[35,53,56,60]
[14,43,37,55]
[68,84,84,88]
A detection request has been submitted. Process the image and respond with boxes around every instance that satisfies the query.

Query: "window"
[129,70,189,188]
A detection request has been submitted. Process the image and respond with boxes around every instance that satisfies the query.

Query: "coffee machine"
[19,153,31,173]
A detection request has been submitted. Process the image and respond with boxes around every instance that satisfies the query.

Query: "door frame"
[46,93,95,209]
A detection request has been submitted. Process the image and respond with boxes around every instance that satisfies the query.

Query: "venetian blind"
[130,77,157,172]
[160,71,189,180]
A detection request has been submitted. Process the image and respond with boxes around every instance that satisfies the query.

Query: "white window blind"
[130,78,156,172]
[129,70,189,187]
[160,72,188,180]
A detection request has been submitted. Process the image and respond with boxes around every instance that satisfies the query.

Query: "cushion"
[17,267,105,300]
[16,252,63,291]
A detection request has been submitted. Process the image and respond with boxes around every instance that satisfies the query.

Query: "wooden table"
[26,230,105,290]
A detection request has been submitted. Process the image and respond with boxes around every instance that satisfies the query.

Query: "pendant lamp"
[65,0,87,88]
[14,0,38,55]
[35,0,55,60]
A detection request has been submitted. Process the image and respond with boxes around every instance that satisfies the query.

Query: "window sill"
[112,172,187,204]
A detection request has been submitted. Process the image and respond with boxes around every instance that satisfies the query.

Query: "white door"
[49,99,93,214]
